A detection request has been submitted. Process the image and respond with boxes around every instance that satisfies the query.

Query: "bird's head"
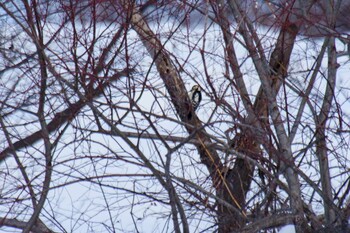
[191,85,200,91]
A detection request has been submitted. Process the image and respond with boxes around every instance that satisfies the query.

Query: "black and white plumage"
[189,85,202,111]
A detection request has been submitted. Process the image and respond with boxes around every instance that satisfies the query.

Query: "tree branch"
[0,218,57,233]
[0,68,131,164]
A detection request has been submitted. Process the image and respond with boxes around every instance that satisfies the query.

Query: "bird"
[189,84,202,111]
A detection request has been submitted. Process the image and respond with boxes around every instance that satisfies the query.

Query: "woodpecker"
[189,85,202,111]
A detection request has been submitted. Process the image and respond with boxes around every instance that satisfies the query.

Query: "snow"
[278,225,296,233]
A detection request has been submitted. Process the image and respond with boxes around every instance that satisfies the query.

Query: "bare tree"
[1,0,350,232]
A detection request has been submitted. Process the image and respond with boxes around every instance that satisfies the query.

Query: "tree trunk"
[218,132,260,232]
